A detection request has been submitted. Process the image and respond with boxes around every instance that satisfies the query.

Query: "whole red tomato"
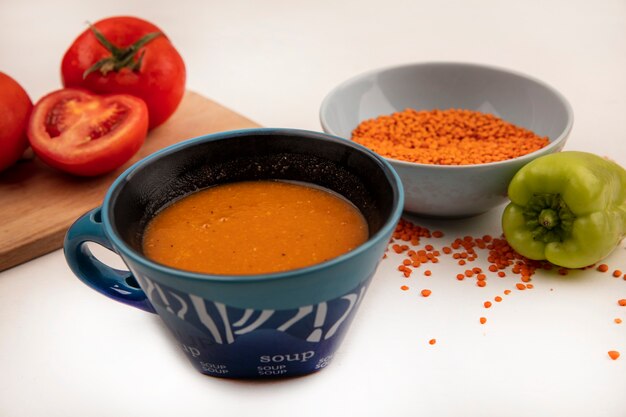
[27,88,148,176]
[61,16,186,129]
[0,72,33,173]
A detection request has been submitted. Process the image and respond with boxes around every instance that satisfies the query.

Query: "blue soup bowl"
[64,128,403,378]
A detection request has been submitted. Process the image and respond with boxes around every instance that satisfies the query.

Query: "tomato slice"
[27,88,148,176]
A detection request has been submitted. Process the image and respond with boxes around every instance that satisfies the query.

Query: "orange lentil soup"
[351,108,549,165]
[142,180,368,275]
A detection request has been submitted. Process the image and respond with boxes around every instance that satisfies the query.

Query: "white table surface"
[1,1,625,416]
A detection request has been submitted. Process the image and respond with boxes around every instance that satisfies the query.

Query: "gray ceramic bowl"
[320,62,573,218]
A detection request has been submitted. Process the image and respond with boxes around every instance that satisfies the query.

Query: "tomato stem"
[83,22,162,79]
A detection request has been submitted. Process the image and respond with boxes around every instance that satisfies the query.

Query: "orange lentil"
[504,290,511,295]
[516,283,526,290]
[488,265,498,273]
[433,231,444,238]
[403,270,411,278]
[613,270,622,278]
[400,285,409,291]
[425,244,434,251]
[484,301,492,308]
[442,246,452,254]
[456,274,465,281]
[618,299,626,307]
[429,338,437,345]
[458,260,466,266]
[424,270,432,277]
[477,273,486,281]
[464,270,474,277]
[352,109,549,165]
[421,289,432,297]
[477,281,486,288]
[597,264,609,272]
[497,271,506,278]
[526,284,534,289]
[472,267,482,274]
[614,318,622,324]
[402,259,411,266]
[608,351,620,360]
[494,296,503,302]
[480,317,487,324]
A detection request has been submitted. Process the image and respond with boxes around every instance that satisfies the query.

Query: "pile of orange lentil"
[351,108,549,165]
[386,218,625,360]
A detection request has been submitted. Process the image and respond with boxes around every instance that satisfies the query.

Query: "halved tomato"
[27,88,148,176]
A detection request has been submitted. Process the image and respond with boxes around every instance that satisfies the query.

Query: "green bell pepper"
[502,151,626,268]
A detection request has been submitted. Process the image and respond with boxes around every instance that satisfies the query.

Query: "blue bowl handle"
[64,207,156,314]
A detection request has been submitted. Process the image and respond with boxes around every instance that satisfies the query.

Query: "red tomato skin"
[61,16,186,129]
[0,72,33,172]
[27,88,148,176]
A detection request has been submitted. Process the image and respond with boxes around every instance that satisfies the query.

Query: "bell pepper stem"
[538,209,559,229]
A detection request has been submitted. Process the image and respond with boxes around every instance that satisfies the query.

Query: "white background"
[1,1,625,416]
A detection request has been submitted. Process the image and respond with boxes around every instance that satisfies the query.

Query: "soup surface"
[142,180,368,275]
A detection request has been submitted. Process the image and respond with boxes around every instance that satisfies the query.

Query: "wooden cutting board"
[0,91,259,272]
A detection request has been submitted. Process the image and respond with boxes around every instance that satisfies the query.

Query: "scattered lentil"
[608,351,620,360]
[388,217,626,359]
[429,339,437,345]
